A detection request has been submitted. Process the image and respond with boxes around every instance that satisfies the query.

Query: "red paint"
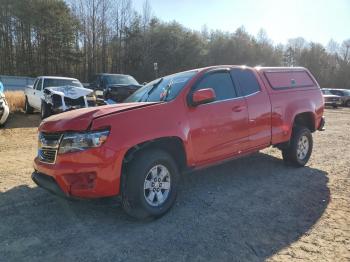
[34,65,324,198]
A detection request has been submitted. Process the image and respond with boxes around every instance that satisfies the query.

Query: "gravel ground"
[0,109,349,262]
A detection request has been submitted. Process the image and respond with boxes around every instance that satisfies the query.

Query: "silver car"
[321,89,342,108]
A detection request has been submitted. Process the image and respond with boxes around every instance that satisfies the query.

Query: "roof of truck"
[37,76,79,80]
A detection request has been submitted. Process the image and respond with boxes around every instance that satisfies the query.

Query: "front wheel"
[282,126,313,167]
[121,149,179,220]
[41,101,52,119]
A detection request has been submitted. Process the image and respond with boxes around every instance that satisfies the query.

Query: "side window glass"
[35,79,43,90]
[231,69,260,96]
[195,72,237,101]
[331,90,342,96]
[33,79,38,89]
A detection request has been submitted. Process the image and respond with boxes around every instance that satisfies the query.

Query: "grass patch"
[4,91,25,112]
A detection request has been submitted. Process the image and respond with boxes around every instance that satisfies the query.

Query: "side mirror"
[192,88,216,106]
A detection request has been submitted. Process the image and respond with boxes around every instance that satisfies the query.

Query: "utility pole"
[154,62,158,78]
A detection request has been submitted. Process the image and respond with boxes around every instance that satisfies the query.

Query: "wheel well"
[123,137,188,172]
[293,112,315,132]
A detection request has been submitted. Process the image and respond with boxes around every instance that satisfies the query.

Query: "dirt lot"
[0,109,349,262]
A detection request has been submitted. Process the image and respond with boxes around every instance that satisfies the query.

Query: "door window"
[194,71,237,101]
[33,79,38,89]
[231,69,260,96]
[35,79,43,90]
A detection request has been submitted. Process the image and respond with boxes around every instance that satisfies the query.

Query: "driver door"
[187,70,250,165]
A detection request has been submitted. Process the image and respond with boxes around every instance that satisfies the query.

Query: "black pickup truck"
[89,73,142,103]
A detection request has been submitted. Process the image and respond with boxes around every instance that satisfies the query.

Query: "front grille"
[38,148,57,164]
[64,96,85,107]
[38,133,62,164]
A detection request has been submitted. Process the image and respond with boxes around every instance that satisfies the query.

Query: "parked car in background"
[89,73,142,103]
[321,89,342,108]
[32,66,325,219]
[322,88,350,107]
[24,76,96,119]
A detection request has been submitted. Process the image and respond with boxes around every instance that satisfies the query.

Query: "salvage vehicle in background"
[322,88,350,107]
[89,73,142,103]
[24,76,96,119]
[32,66,325,220]
[321,89,342,108]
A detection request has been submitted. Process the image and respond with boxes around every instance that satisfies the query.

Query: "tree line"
[0,0,349,88]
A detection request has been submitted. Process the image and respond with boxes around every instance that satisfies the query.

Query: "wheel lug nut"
[158,178,161,182]
[152,182,155,187]
[159,183,162,187]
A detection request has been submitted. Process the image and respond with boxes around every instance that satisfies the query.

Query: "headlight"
[58,129,110,154]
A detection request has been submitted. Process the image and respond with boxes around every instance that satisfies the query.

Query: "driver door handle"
[232,105,245,112]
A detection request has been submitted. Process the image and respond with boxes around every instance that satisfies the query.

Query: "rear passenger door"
[231,69,272,149]
[187,70,250,164]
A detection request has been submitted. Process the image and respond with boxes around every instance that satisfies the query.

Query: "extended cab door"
[187,70,250,165]
[32,78,43,110]
[27,78,38,107]
[230,68,272,149]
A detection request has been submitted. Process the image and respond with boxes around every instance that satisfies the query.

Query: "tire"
[346,100,350,107]
[332,104,338,109]
[282,126,313,167]
[121,149,180,220]
[24,97,34,114]
[41,101,52,119]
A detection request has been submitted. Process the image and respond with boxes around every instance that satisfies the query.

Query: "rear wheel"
[282,126,313,167]
[24,97,34,114]
[41,101,52,119]
[346,100,350,107]
[121,149,179,220]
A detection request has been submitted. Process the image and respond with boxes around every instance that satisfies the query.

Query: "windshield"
[105,75,139,85]
[125,71,197,103]
[43,79,83,89]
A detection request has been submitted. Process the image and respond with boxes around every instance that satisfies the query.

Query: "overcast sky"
[133,0,350,45]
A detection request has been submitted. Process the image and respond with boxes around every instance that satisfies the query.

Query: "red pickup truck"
[32,65,325,219]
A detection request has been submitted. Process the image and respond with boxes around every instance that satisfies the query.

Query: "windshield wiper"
[139,78,163,102]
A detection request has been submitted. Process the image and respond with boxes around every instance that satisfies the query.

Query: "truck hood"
[39,102,159,132]
[107,84,142,89]
[46,86,93,99]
